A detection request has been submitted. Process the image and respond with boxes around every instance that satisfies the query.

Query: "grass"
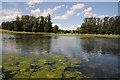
[0,29,120,38]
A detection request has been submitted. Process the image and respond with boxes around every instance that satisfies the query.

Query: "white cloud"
[76,13,80,16]
[53,3,85,20]
[65,6,68,9]
[98,15,108,18]
[60,24,81,30]
[84,12,97,17]
[62,5,65,7]
[70,4,85,11]
[0,9,22,21]
[77,25,81,27]
[31,5,64,17]
[31,8,41,17]
[92,13,97,17]
[82,7,108,18]
[52,23,61,27]
[42,5,63,16]
[27,0,43,8]
[82,7,92,14]
[81,7,98,17]
[53,10,75,20]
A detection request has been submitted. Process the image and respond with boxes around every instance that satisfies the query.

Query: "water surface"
[2,33,120,78]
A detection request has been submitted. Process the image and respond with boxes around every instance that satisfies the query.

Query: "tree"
[108,17,114,34]
[76,27,81,34]
[32,24,37,32]
[14,16,21,31]
[78,16,120,35]
[44,14,52,32]
[38,16,45,32]
[1,14,120,35]
[52,25,59,33]
[102,17,109,34]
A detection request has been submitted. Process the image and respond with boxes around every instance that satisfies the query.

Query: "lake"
[2,33,120,78]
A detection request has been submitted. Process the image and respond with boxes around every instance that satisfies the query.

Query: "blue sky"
[1,2,118,30]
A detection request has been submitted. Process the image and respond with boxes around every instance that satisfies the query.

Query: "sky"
[0,1,119,30]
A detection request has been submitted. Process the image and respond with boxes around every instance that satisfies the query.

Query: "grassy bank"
[0,29,120,38]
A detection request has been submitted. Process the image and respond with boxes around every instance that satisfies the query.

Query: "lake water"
[2,33,120,78]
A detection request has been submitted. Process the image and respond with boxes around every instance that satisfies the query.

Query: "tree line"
[76,16,120,35]
[1,14,59,33]
[1,15,120,35]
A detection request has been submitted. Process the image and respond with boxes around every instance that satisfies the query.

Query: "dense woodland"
[2,14,59,33]
[76,16,120,35]
[1,15,120,35]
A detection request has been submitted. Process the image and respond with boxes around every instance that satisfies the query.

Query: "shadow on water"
[2,34,52,55]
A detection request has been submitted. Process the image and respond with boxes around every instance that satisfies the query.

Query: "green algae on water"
[2,53,86,79]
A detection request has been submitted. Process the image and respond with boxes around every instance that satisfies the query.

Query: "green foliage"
[1,14,59,33]
[77,16,120,35]
[1,15,120,35]
[52,25,59,33]
[44,14,52,32]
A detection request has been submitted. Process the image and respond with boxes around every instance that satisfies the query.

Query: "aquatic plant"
[2,53,86,79]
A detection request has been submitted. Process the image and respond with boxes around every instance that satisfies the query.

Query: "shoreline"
[0,29,120,38]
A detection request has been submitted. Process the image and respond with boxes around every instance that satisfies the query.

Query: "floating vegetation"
[2,53,86,79]
[0,65,2,68]
[80,37,95,39]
